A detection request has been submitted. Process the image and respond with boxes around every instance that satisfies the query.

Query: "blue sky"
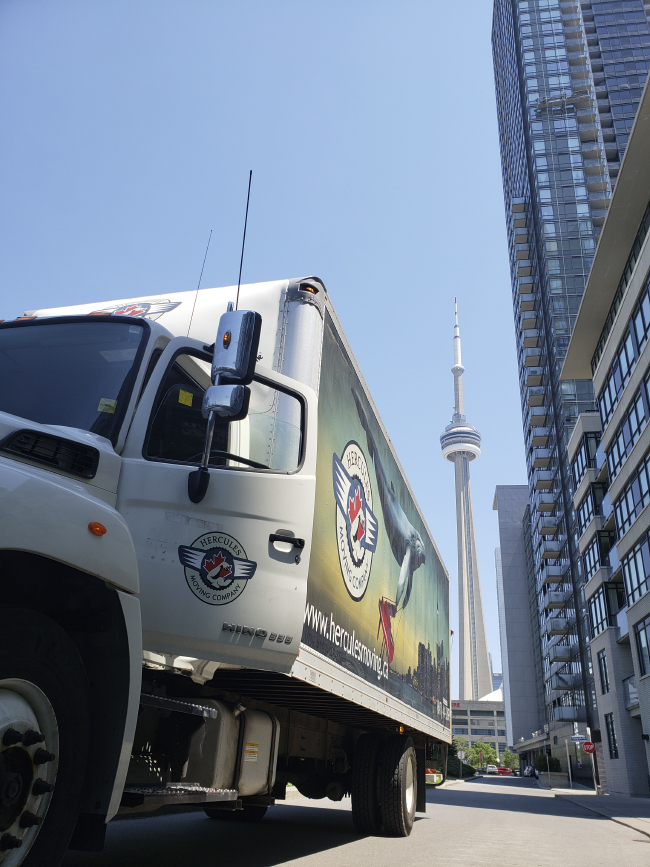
[0,0,528,696]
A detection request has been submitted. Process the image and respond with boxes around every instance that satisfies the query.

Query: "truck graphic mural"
[302,312,450,727]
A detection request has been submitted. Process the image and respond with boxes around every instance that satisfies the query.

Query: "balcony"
[539,563,565,584]
[582,140,602,159]
[533,469,554,491]
[601,490,613,521]
[540,516,559,536]
[583,156,608,175]
[589,191,611,210]
[514,227,529,245]
[516,244,531,261]
[608,544,620,573]
[544,588,572,609]
[530,426,550,448]
[534,491,556,514]
[553,705,586,722]
[528,386,545,407]
[511,197,526,213]
[616,607,629,641]
[519,293,536,314]
[517,260,532,278]
[518,275,534,293]
[579,122,599,141]
[543,616,575,636]
[548,644,573,664]
[623,675,639,710]
[586,175,608,192]
[539,538,562,558]
[526,367,544,387]
[513,212,527,229]
[551,672,581,691]
[522,328,540,349]
[532,447,551,468]
[529,409,548,430]
[523,347,542,368]
[521,313,537,331]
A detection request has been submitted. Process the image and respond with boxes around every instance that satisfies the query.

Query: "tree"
[452,736,469,759]
[534,754,562,773]
[501,749,519,771]
[468,741,497,767]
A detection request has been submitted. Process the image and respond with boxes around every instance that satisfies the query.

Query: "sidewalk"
[554,789,650,839]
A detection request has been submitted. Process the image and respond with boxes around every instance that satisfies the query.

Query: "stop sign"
[583,741,595,754]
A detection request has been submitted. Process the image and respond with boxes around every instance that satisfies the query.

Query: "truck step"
[139,693,218,719]
[120,784,238,811]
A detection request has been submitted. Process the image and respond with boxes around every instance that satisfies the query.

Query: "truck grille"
[0,430,100,479]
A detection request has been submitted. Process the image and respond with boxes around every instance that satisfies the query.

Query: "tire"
[205,805,267,823]
[379,735,417,837]
[0,607,90,867]
[351,733,382,835]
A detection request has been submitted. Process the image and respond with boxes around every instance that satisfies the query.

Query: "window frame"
[142,346,308,476]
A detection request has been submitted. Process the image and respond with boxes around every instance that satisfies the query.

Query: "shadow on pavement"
[62,802,361,867]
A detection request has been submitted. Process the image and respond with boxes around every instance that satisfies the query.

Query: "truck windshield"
[0,319,146,445]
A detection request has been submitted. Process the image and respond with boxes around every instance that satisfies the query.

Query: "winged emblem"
[178,544,257,590]
[332,452,378,555]
[91,299,182,321]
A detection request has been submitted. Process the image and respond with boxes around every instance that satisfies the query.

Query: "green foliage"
[451,736,469,759]
[468,741,498,767]
[501,749,519,771]
[534,754,562,773]
[446,755,477,777]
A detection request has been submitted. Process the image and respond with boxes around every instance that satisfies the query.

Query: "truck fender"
[0,458,139,594]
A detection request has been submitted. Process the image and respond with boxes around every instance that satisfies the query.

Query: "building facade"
[494,486,547,746]
[492,0,650,779]
[451,699,509,762]
[440,304,493,701]
[562,80,650,795]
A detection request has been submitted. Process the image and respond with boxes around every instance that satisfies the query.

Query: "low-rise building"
[451,698,508,763]
[561,78,650,797]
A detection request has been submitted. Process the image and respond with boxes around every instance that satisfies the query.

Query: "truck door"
[117,337,317,673]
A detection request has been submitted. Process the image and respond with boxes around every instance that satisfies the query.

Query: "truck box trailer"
[0,276,450,865]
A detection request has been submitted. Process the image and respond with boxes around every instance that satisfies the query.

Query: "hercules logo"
[178,531,256,606]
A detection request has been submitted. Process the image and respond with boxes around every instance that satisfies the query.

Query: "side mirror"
[189,306,262,504]
[212,309,262,385]
[202,384,250,421]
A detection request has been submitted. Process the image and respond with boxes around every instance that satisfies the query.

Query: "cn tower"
[440,301,493,701]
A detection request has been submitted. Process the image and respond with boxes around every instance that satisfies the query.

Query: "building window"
[622,533,650,605]
[583,532,614,583]
[597,649,610,694]
[614,446,650,536]
[634,614,650,676]
[498,729,506,737]
[605,713,619,759]
[598,329,636,428]
[607,385,648,480]
[589,586,609,637]
[571,432,600,488]
[452,727,469,735]
[471,729,495,737]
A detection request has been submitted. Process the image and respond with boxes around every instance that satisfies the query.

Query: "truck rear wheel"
[379,735,417,837]
[351,733,382,835]
[0,608,90,867]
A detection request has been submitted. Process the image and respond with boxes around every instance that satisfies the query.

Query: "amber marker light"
[88,522,107,536]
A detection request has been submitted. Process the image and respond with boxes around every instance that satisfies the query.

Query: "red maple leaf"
[204,551,232,579]
[348,487,365,541]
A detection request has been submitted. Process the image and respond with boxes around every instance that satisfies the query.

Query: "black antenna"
[188,229,212,336]
[236,170,252,310]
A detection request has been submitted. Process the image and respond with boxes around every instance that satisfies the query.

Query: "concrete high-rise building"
[440,303,493,701]
[492,0,650,780]
[494,486,546,748]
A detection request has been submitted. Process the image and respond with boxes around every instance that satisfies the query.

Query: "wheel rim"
[0,680,59,867]
[405,753,415,815]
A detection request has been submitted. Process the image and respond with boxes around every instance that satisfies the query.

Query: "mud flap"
[416,747,426,813]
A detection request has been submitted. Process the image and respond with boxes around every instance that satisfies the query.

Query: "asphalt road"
[63,776,650,867]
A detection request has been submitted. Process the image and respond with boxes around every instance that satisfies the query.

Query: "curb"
[554,795,650,840]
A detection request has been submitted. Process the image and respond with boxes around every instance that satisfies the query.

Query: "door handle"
[269,534,305,549]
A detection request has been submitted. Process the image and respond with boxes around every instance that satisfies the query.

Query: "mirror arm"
[188,409,216,504]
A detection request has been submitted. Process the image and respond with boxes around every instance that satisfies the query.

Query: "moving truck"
[0,276,450,866]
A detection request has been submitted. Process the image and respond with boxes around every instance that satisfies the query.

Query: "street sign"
[571,735,586,742]
[583,741,595,754]
[457,750,466,761]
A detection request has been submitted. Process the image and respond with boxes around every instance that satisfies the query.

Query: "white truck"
[0,277,450,866]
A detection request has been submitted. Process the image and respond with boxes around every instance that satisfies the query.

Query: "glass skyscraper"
[492,0,650,772]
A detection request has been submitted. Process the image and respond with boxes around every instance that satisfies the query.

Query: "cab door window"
[145,352,303,472]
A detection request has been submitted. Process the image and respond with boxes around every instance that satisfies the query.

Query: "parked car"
[486,765,498,775]
[523,765,537,778]
[497,767,512,776]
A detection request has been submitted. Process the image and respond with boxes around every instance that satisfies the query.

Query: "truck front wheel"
[379,735,417,837]
[0,609,90,867]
